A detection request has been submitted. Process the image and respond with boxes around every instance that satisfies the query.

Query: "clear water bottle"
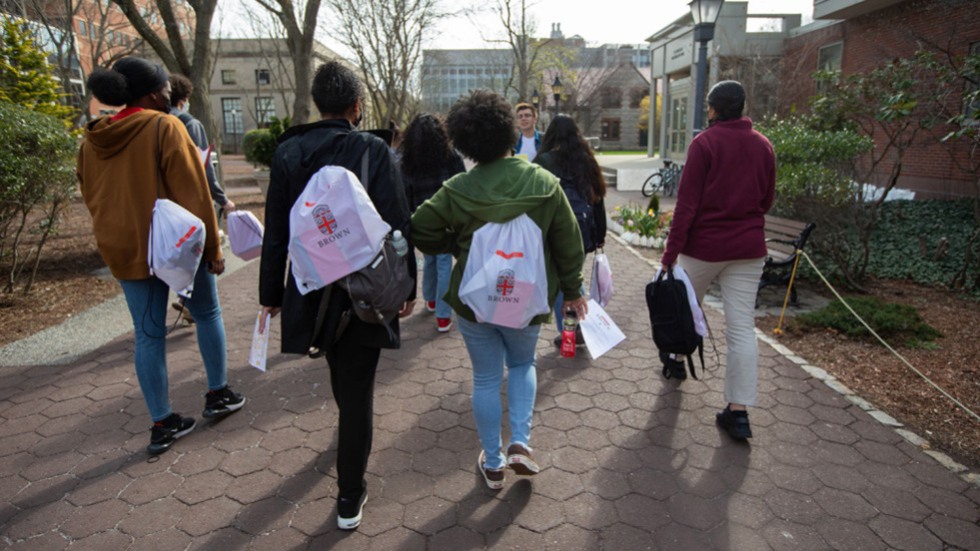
[561,309,577,358]
[391,230,408,257]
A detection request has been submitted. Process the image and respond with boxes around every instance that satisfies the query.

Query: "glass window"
[964,42,980,122]
[255,97,275,128]
[221,98,243,135]
[818,42,843,73]
[669,97,688,154]
[601,88,622,109]
[77,20,87,37]
[255,69,271,86]
[601,118,621,141]
[221,70,236,85]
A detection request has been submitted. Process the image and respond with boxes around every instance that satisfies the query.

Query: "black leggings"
[326,343,381,501]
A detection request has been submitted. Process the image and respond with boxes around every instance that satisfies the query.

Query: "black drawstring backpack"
[645,268,704,379]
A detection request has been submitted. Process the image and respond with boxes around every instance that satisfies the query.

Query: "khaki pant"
[678,255,765,406]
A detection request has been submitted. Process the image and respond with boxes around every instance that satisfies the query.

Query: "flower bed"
[609,203,671,248]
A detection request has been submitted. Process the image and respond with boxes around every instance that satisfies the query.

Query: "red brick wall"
[778,0,980,198]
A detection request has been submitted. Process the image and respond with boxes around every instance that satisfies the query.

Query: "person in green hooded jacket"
[411,90,586,490]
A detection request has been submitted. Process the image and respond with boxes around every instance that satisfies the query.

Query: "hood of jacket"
[442,157,559,224]
[83,109,163,160]
[276,118,370,180]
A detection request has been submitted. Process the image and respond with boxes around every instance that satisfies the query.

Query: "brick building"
[780,0,980,198]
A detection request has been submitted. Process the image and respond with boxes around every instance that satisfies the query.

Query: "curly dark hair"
[169,74,193,107]
[538,115,606,203]
[399,113,453,178]
[311,61,362,116]
[446,90,516,164]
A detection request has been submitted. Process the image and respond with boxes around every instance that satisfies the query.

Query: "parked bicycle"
[641,160,683,198]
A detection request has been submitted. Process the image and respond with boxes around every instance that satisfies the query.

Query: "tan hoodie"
[77,109,221,280]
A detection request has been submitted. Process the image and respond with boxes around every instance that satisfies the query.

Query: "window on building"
[629,87,648,109]
[255,97,276,128]
[78,20,87,37]
[601,88,623,109]
[668,96,688,155]
[221,70,236,85]
[255,69,271,86]
[818,42,843,73]
[222,98,243,135]
[964,42,980,123]
[817,41,843,94]
[601,118,621,141]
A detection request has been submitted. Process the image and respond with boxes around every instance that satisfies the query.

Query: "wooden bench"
[759,215,816,306]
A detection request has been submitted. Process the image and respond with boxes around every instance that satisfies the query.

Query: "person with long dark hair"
[77,57,245,456]
[399,113,466,332]
[535,114,607,343]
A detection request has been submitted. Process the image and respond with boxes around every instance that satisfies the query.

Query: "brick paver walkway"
[1,229,978,549]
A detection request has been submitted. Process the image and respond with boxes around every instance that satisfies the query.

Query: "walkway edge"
[609,230,979,487]
[0,250,250,367]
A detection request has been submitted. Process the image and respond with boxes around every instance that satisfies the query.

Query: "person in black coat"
[258,61,417,531]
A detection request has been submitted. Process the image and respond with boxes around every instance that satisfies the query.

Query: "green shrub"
[797,295,942,347]
[0,101,76,292]
[242,116,291,168]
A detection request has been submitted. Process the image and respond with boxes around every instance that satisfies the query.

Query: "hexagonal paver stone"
[174,470,233,506]
[235,496,293,535]
[402,495,456,535]
[120,471,182,505]
[177,496,241,537]
[60,498,132,539]
[118,497,187,537]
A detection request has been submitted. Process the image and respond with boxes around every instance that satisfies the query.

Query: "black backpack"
[559,179,598,253]
[645,268,703,379]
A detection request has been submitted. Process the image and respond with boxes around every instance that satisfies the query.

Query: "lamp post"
[551,75,563,118]
[531,88,540,129]
[689,0,724,136]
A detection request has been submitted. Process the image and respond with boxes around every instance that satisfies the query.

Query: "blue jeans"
[119,260,228,422]
[422,253,453,318]
[457,317,540,470]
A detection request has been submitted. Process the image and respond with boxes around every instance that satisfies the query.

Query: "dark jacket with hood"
[411,156,584,325]
[259,118,417,354]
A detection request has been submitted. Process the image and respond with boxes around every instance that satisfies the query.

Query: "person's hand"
[562,296,588,321]
[208,258,225,275]
[223,199,236,214]
[258,306,281,334]
[399,299,417,318]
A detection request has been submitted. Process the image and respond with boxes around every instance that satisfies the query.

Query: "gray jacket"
[171,108,228,206]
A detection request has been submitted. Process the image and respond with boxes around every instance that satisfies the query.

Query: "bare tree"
[111,0,218,143]
[328,0,450,128]
[479,0,550,103]
[249,0,321,125]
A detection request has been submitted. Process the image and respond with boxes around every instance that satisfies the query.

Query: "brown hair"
[515,102,537,117]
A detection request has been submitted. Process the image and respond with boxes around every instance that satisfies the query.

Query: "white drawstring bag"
[458,214,550,329]
[148,198,206,298]
[227,210,264,260]
[288,165,390,295]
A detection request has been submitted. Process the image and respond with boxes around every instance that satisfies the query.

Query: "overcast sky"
[429,0,814,50]
[218,0,816,56]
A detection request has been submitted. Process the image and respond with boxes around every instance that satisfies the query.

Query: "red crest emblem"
[496,269,515,296]
[312,205,338,235]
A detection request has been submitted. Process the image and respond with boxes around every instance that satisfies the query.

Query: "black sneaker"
[337,491,368,530]
[148,413,196,455]
[660,352,687,380]
[716,406,753,440]
[202,386,246,419]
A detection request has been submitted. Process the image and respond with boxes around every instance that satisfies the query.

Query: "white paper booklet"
[249,312,271,372]
[579,299,626,359]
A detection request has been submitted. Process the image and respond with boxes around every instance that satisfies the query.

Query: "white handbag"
[227,210,264,260]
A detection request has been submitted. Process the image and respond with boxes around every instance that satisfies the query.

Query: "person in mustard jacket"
[77,57,245,455]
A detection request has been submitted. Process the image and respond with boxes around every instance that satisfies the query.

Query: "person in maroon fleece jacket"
[660,80,776,440]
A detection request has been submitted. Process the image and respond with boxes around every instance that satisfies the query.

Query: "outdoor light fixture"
[531,88,541,129]
[551,76,563,116]
[689,0,724,135]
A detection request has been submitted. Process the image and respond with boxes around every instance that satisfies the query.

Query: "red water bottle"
[560,309,577,358]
